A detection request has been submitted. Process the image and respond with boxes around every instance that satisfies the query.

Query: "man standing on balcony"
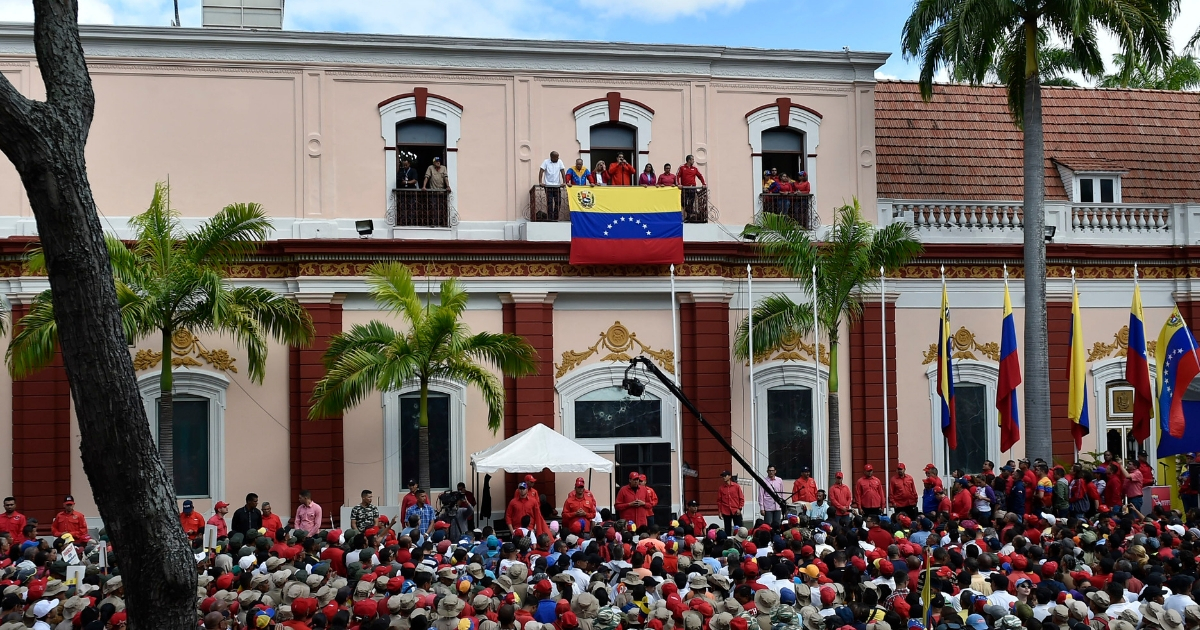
[398,156,419,189]
[424,156,449,191]
[539,151,566,221]
[566,158,592,186]
[606,153,636,186]
[677,155,706,221]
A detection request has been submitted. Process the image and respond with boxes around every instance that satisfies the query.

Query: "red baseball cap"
[353,599,377,619]
[897,463,906,470]
[214,501,229,510]
[835,472,844,478]
[575,478,585,487]
[629,472,639,481]
[865,464,874,472]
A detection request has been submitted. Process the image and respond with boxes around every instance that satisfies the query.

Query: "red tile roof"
[875,81,1200,203]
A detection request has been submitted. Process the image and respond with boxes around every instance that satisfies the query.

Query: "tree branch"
[0,68,39,168]
[33,0,94,135]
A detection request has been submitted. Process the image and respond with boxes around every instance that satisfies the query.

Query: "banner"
[568,186,683,265]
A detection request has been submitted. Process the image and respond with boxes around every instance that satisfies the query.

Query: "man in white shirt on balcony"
[424,156,449,191]
[539,151,567,220]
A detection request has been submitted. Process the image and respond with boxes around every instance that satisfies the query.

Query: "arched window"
[395,119,447,183]
[925,360,999,475]
[138,370,228,500]
[752,362,829,491]
[1092,357,1157,462]
[746,100,822,222]
[588,122,637,180]
[381,380,467,504]
[378,90,463,227]
[761,127,806,181]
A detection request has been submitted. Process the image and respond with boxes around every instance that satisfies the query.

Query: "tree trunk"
[827,339,841,481]
[418,381,431,491]
[159,328,175,482]
[0,3,196,628]
[1022,47,1052,463]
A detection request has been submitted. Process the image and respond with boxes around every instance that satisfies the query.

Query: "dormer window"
[1052,159,1124,205]
[1078,176,1117,203]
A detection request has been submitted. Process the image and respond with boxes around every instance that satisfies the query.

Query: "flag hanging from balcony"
[1155,307,1200,441]
[1126,282,1154,442]
[936,280,957,450]
[997,281,1021,453]
[568,186,683,265]
[1068,280,1090,452]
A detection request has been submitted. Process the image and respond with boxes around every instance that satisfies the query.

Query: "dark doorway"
[615,442,673,524]
[396,119,447,186]
[589,122,637,183]
[762,127,806,179]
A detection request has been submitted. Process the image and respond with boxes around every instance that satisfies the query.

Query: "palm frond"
[127,182,181,276]
[6,292,58,379]
[366,262,424,326]
[309,347,394,420]
[433,359,506,433]
[185,202,272,268]
[322,321,402,368]
[733,295,813,360]
[456,331,539,377]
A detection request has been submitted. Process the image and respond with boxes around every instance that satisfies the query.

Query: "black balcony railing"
[391,189,451,227]
[528,185,717,223]
[760,193,815,228]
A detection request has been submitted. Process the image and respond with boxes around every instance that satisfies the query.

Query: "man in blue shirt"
[404,489,437,537]
[566,158,592,185]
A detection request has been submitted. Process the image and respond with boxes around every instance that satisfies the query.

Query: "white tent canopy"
[470,423,614,474]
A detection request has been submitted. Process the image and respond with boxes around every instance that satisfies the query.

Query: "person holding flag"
[997,267,1021,453]
[936,270,957,451]
[1127,269,1154,442]
[1068,270,1090,453]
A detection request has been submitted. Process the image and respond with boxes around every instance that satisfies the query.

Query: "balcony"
[877,199,1200,246]
[388,189,454,228]
[527,185,717,223]
[760,193,816,229]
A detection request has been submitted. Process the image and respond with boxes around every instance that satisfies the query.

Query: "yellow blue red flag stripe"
[568,187,683,266]
[997,283,1021,452]
[1068,283,1090,451]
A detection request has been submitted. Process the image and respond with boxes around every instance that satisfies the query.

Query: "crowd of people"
[0,452,1194,630]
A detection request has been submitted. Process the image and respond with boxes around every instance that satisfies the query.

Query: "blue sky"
[0,0,1196,81]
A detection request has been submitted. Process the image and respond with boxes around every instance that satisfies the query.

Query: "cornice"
[0,22,889,82]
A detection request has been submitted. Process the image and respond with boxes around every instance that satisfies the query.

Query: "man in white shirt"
[539,151,567,220]
[986,574,1018,609]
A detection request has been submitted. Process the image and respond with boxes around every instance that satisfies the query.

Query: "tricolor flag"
[1126,283,1154,441]
[568,186,683,265]
[936,283,957,450]
[997,282,1021,452]
[1154,307,1200,440]
[1068,283,1090,452]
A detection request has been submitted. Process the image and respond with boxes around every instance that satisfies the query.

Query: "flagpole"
[1004,264,1012,462]
[748,264,757,475]
[670,264,683,512]
[881,265,889,511]
[1072,266,1079,463]
[813,263,822,487]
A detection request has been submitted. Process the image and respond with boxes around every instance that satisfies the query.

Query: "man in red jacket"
[562,477,597,525]
[679,499,706,535]
[51,495,89,543]
[890,463,919,519]
[606,154,636,186]
[506,482,547,536]
[676,155,707,221]
[791,467,818,504]
[716,470,744,534]
[615,472,656,528]
[950,477,974,520]
[854,465,885,517]
[828,472,852,522]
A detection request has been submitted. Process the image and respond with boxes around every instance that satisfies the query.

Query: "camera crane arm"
[622,356,790,513]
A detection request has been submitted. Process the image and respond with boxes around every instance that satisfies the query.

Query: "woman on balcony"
[657,164,677,187]
[639,163,657,186]
[592,161,607,185]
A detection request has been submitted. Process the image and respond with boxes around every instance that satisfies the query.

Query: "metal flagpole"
[881,265,889,510]
[748,265,756,475]
[1072,266,1078,463]
[1004,263,1012,462]
[670,264,684,512]
[813,264,822,485]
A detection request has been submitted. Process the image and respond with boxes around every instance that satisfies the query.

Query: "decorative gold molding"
[922,326,1000,364]
[555,321,674,379]
[132,329,239,373]
[1087,325,1157,362]
[751,332,829,366]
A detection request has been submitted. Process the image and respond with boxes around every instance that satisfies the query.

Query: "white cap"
[33,599,56,618]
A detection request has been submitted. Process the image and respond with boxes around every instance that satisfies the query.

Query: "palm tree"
[902,0,1173,463]
[736,200,922,480]
[7,183,314,483]
[1099,52,1200,90]
[309,262,538,491]
[950,36,1088,86]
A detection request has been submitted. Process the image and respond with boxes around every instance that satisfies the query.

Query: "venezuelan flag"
[936,284,957,450]
[1068,284,1090,452]
[1154,307,1200,440]
[567,187,683,266]
[997,283,1021,452]
[1126,284,1154,441]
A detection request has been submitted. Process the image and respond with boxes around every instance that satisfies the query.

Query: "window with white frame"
[752,362,829,488]
[573,95,653,173]
[1075,175,1120,204]
[379,92,463,209]
[1091,357,1156,462]
[138,370,228,500]
[382,380,467,504]
[558,363,676,451]
[746,104,821,216]
[925,361,999,475]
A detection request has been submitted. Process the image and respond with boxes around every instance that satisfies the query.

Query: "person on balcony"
[423,156,449,192]
[566,158,592,186]
[657,164,677,186]
[769,173,794,217]
[762,169,776,192]
[539,151,567,221]
[638,163,657,186]
[795,171,811,194]
[398,156,420,189]
[677,155,706,221]
[606,154,635,186]
[591,160,608,185]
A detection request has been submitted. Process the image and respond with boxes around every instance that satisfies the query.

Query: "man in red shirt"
[866,516,893,549]
[51,495,89,542]
[950,478,974,520]
[0,497,27,544]
[828,472,852,522]
[505,482,548,535]
[716,470,744,534]
[179,500,205,541]
[606,154,636,186]
[615,472,656,527]
[207,501,229,538]
[791,467,818,504]
[854,465,885,517]
[679,499,706,534]
[400,479,420,517]
[562,477,597,526]
[1136,452,1156,486]
[890,463,919,519]
[676,155,706,221]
